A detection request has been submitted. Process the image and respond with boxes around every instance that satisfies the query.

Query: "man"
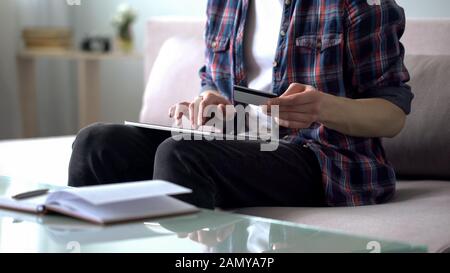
[69,0,413,208]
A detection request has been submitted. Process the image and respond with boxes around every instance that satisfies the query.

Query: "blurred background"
[0,0,449,141]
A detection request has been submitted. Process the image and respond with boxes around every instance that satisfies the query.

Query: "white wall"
[19,0,76,138]
[0,0,20,140]
[69,0,207,128]
[0,0,76,140]
[0,0,207,140]
[398,0,450,17]
[0,0,449,140]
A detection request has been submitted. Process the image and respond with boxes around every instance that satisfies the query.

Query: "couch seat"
[236,181,450,253]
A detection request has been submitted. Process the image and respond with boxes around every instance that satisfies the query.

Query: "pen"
[12,189,49,200]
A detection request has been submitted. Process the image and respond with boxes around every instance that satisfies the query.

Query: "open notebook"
[0,181,199,225]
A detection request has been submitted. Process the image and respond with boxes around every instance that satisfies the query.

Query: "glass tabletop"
[0,176,427,253]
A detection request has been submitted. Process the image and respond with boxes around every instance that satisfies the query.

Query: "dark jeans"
[68,123,326,209]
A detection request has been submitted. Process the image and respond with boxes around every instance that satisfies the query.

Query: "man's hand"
[265,82,406,138]
[265,83,323,129]
[169,91,234,128]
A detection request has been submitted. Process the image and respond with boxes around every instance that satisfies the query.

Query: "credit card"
[233,85,277,105]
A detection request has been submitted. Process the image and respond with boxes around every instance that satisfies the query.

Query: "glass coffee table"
[0,176,426,253]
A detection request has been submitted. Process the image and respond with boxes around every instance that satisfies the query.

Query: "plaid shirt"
[199,0,413,206]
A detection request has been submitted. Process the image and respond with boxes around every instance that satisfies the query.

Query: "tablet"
[124,121,274,141]
[124,121,216,137]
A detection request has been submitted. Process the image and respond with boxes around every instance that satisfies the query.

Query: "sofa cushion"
[140,37,204,127]
[383,55,450,179]
[236,181,450,253]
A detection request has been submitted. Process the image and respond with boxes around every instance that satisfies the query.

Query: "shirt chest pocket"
[295,33,344,77]
[206,35,232,80]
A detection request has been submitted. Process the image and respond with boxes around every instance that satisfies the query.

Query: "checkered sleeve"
[199,0,219,94]
[199,65,219,93]
[345,0,414,114]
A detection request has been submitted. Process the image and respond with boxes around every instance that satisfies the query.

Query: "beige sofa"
[141,17,450,253]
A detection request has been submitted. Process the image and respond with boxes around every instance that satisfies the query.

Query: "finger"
[281,83,309,97]
[198,98,209,126]
[168,105,175,118]
[218,104,226,117]
[199,98,220,125]
[225,104,237,120]
[201,102,217,126]
[274,117,311,129]
[189,100,201,128]
[265,104,318,115]
[268,92,316,107]
[276,119,311,129]
[174,104,185,127]
[194,97,204,127]
[267,96,297,107]
[277,112,316,123]
[175,103,188,120]
[201,95,232,123]
[216,104,232,121]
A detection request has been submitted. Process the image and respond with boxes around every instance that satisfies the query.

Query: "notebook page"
[46,180,192,206]
[47,195,199,224]
[0,195,48,213]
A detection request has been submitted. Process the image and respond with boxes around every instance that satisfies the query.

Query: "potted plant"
[112,3,137,53]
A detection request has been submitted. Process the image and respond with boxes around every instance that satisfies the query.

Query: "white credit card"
[233,85,277,105]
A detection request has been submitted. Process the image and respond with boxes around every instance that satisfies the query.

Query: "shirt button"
[273,61,278,68]
[285,0,291,5]
[280,30,286,37]
[211,41,217,48]
[303,144,309,149]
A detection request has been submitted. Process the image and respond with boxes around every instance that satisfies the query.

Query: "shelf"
[16,48,144,138]
[18,49,143,61]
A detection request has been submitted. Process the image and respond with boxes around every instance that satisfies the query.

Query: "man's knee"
[154,138,222,173]
[69,123,130,187]
[72,123,128,154]
[154,138,192,173]
[153,138,215,209]
[154,138,212,183]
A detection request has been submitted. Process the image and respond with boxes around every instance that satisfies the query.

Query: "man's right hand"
[168,91,234,128]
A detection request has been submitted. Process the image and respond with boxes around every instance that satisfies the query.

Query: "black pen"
[12,189,49,200]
